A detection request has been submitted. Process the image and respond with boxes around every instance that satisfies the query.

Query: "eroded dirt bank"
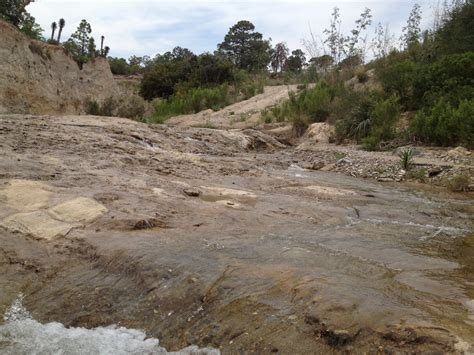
[0,114,473,353]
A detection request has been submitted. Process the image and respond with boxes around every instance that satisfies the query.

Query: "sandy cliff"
[0,20,118,115]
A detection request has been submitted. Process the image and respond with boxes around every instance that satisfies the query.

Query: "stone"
[336,158,353,166]
[48,197,107,223]
[1,179,52,212]
[0,211,72,241]
[321,163,336,172]
[302,162,325,171]
[183,188,201,197]
[428,167,443,177]
[448,146,470,157]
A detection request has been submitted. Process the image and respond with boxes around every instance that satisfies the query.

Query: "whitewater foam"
[0,295,219,355]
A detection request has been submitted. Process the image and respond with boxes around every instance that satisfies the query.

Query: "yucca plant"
[57,18,65,42]
[399,148,414,170]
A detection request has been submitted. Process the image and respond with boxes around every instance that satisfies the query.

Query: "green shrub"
[335,93,400,149]
[85,99,100,115]
[398,148,414,170]
[412,52,474,108]
[148,84,234,123]
[411,98,474,148]
[376,59,417,108]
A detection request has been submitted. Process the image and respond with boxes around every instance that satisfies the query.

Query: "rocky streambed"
[0,114,473,353]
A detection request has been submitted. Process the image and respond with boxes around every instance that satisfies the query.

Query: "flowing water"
[0,115,473,353]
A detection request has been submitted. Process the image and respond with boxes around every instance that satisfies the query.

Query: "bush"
[412,52,474,108]
[148,84,232,123]
[356,69,369,83]
[411,98,474,148]
[335,93,401,149]
[85,99,100,115]
[398,148,414,170]
[117,96,146,120]
[376,59,417,109]
[447,174,470,192]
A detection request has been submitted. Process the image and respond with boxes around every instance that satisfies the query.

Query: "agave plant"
[399,148,414,170]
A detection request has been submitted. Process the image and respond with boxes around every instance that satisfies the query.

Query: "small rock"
[448,146,470,157]
[378,177,394,182]
[336,158,353,166]
[183,188,201,197]
[428,166,443,177]
[302,161,325,170]
[321,163,336,172]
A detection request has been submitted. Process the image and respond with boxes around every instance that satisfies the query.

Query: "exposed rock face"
[0,20,118,115]
[296,122,335,150]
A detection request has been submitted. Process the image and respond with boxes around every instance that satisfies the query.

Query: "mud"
[0,114,473,353]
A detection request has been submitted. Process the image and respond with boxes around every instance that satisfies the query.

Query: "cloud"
[28,0,436,59]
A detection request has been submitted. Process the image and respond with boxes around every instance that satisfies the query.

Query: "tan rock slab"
[48,197,107,223]
[305,185,357,196]
[1,179,53,211]
[0,211,72,241]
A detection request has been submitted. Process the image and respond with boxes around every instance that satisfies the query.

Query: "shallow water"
[0,295,219,355]
[0,115,472,352]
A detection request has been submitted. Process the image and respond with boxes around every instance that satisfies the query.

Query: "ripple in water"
[0,294,219,355]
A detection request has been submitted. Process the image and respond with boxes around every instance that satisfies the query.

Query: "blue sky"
[28,0,438,59]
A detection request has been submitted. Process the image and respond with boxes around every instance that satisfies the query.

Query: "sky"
[28,0,438,59]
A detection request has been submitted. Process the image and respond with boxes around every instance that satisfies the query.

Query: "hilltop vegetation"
[1,1,472,148]
[261,1,474,150]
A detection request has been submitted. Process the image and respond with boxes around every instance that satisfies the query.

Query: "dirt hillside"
[0,20,118,115]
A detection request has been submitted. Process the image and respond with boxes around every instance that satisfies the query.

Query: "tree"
[57,18,65,43]
[401,4,423,50]
[191,53,235,86]
[19,12,43,40]
[100,35,104,56]
[50,22,57,41]
[345,7,372,61]
[372,23,395,59]
[271,42,289,73]
[434,0,474,55]
[0,0,33,27]
[109,57,130,75]
[88,37,96,58]
[64,19,93,66]
[310,54,334,74]
[285,49,306,73]
[324,7,345,64]
[218,20,271,72]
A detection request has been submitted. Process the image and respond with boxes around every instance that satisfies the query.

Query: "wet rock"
[301,162,324,170]
[183,188,201,197]
[320,163,336,172]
